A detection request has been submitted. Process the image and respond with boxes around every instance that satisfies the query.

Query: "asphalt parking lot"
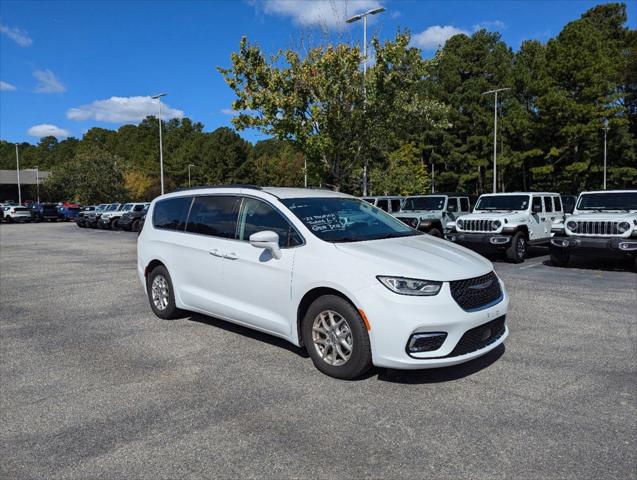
[1,222,635,479]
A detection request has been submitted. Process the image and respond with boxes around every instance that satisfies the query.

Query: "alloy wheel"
[151,274,169,311]
[312,310,353,366]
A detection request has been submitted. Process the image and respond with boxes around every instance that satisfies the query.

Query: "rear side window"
[460,198,470,212]
[390,199,401,212]
[153,197,192,231]
[554,196,562,212]
[237,198,302,247]
[186,196,240,238]
[532,196,543,212]
[543,196,553,212]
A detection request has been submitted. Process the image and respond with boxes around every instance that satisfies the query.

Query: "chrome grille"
[571,221,621,236]
[462,219,493,232]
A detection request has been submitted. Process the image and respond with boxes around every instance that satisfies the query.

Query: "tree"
[370,142,430,196]
[44,146,126,204]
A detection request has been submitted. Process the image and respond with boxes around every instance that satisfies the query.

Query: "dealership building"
[0,169,50,203]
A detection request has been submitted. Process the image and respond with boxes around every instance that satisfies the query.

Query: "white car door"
[171,195,241,317]
[529,195,545,241]
[542,196,556,239]
[218,196,301,337]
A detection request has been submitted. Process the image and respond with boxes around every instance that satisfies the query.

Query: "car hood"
[459,211,527,222]
[334,234,493,281]
[570,212,636,222]
[396,211,442,219]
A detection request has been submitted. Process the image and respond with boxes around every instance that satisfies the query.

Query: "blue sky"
[1,0,633,144]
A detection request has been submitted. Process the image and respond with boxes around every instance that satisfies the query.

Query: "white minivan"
[138,186,508,379]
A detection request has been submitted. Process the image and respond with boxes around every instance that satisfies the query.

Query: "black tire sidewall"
[147,265,181,320]
[428,228,442,238]
[301,295,372,380]
[506,232,526,263]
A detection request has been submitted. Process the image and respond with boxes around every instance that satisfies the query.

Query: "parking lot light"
[482,87,510,193]
[151,93,167,195]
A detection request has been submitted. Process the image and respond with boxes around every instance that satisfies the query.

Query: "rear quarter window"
[152,197,192,231]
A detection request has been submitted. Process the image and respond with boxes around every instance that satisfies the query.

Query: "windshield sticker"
[302,213,347,232]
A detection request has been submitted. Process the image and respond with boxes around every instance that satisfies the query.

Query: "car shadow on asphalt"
[376,344,505,384]
[484,247,548,263]
[542,257,635,273]
[186,313,310,358]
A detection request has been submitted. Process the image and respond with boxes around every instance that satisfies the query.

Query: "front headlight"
[567,220,578,231]
[377,276,442,296]
[491,220,501,230]
[457,219,464,229]
[617,221,631,234]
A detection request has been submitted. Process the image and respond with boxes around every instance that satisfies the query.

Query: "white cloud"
[0,23,32,47]
[0,81,17,91]
[473,20,506,31]
[221,108,235,115]
[33,69,65,93]
[67,96,184,123]
[411,25,468,50]
[258,0,383,30]
[27,124,70,138]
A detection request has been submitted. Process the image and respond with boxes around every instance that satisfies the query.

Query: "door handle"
[223,252,238,260]
[209,249,222,257]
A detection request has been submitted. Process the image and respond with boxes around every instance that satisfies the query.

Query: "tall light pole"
[482,87,510,193]
[188,164,196,188]
[347,7,385,196]
[152,93,167,195]
[15,144,21,205]
[602,119,609,190]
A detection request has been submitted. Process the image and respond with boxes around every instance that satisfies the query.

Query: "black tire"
[428,227,442,238]
[110,218,120,230]
[146,265,182,320]
[505,231,527,263]
[301,295,372,380]
[550,247,570,267]
[131,219,140,232]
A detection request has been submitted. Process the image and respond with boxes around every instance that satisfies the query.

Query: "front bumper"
[97,217,113,228]
[446,232,511,251]
[7,215,32,222]
[550,236,637,256]
[356,280,509,370]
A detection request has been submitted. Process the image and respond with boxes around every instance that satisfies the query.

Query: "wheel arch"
[296,287,358,347]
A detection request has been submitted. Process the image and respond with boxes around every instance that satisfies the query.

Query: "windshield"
[577,192,637,211]
[475,195,529,211]
[121,203,133,211]
[402,196,445,211]
[281,197,421,243]
[107,203,120,211]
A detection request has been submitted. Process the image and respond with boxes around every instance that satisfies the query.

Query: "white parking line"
[519,260,545,270]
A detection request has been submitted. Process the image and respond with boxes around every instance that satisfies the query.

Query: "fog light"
[489,236,510,245]
[407,332,447,353]
[619,242,637,251]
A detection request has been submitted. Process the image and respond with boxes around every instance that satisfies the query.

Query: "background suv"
[396,193,471,237]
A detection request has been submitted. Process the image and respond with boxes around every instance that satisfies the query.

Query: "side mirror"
[532,203,543,214]
[249,230,282,259]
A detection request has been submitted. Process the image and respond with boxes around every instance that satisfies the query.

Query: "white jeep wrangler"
[447,192,564,263]
[394,194,471,237]
[550,190,637,270]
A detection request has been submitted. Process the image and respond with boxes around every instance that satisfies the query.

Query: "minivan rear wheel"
[147,265,182,319]
[302,295,372,379]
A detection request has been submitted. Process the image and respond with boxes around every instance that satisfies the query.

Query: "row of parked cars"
[363,190,637,269]
[1,201,83,223]
[76,202,149,232]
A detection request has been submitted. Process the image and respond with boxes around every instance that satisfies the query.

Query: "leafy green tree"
[370,142,430,196]
[44,146,126,204]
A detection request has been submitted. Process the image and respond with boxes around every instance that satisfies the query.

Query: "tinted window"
[186,196,239,238]
[460,198,470,212]
[577,192,637,210]
[377,199,389,212]
[544,196,553,212]
[532,196,543,212]
[403,196,445,211]
[238,198,301,247]
[133,204,145,212]
[475,195,530,211]
[390,199,401,212]
[554,196,562,212]
[446,198,458,212]
[153,196,192,231]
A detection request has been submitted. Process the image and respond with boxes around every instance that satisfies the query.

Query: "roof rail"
[171,184,262,193]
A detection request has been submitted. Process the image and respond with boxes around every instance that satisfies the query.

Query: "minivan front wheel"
[147,265,181,319]
[302,295,372,379]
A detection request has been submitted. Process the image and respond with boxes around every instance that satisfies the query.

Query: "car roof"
[165,185,352,200]
[579,190,637,194]
[478,192,560,196]
[406,193,468,198]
